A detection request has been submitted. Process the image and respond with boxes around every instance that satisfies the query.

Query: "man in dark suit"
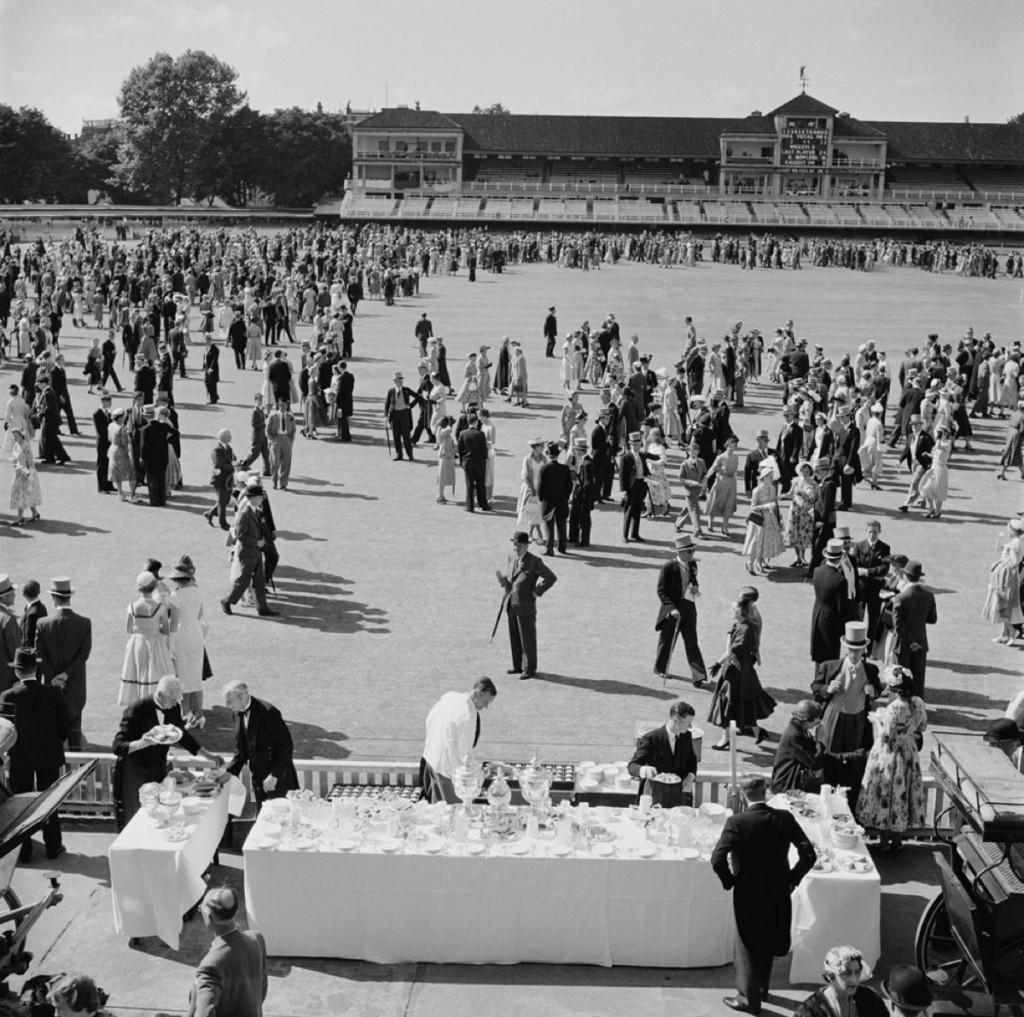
[743,430,772,495]
[0,647,71,859]
[221,481,277,617]
[619,431,650,543]
[267,350,292,404]
[0,575,20,694]
[628,700,698,803]
[711,774,817,1015]
[336,361,355,441]
[19,579,46,649]
[850,519,892,640]
[414,312,433,357]
[34,577,91,750]
[898,415,934,514]
[384,370,423,461]
[889,376,925,447]
[204,429,235,530]
[93,392,115,493]
[112,674,223,829]
[223,681,299,805]
[591,407,613,502]
[457,414,490,512]
[202,336,220,404]
[543,306,558,358]
[770,699,866,794]
[892,560,937,696]
[239,393,271,475]
[139,405,170,506]
[653,534,708,684]
[775,406,802,493]
[810,540,854,666]
[228,309,248,369]
[833,404,862,510]
[189,886,267,1017]
[538,442,571,554]
[496,530,557,680]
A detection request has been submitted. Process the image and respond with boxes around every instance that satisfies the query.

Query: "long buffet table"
[244,800,735,967]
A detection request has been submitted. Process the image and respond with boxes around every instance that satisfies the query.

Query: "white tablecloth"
[244,808,734,967]
[109,778,244,950]
[769,795,882,983]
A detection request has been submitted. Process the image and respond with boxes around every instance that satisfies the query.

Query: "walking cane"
[662,613,683,689]
[383,417,392,457]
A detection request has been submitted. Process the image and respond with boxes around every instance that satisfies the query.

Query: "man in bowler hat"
[496,531,557,680]
[654,534,708,685]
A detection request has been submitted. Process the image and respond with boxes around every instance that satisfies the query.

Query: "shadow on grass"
[534,672,676,700]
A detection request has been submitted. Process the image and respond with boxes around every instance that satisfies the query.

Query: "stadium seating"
[674,201,704,224]
[563,198,590,218]
[962,167,1024,197]
[591,199,619,221]
[425,197,459,217]
[548,165,621,190]
[886,166,972,196]
[398,196,429,216]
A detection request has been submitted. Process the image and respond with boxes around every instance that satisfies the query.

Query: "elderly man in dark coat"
[711,774,816,1015]
[538,442,572,555]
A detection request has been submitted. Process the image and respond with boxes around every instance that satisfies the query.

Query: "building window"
[377,140,389,154]
[431,141,441,153]
[444,141,456,153]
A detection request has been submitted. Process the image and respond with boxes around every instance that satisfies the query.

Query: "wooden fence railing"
[58,753,954,838]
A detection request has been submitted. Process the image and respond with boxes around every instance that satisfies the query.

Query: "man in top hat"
[538,442,571,555]
[221,481,278,618]
[897,416,934,514]
[0,646,71,859]
[775,405,803,494]
[628,700,698,804]
[189,884,268,1017]
[34,577,91,749]
[457,412,490,513]
[743,430,772,495]
[495,531,557,680]
[811,539,855,665]
[891,561,936,696]
[205,429,236,529]
[590,407,614,503]
[654,535,708,685]
[567,437,596,548]
[0,575,20,694]
[139,404,170,506]
[543,306,558,358]
[619,431,650,543]
[710,773,816,1016]
[92,392,116,493]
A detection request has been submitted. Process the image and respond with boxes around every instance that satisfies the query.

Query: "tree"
[193,105,269,207]
[258,107,353,206]
[471,103,512,116]
[0,105,83,202]
[112,50,245,203]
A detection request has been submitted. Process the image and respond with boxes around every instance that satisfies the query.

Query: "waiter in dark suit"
[189,886,267,1017]
[0,647,71,860]
[619,430,650,543]
[628,700,698,803]
[653,534,708,684]
[457,413,490,512]
[711,774,816,1015]
[496,531,557,680]
[892,560,937,696]
[223,681,299,805]
[850,519,891,640]
[112,675,223,830]
[34,577,91,750]
[384,370,423,461]
[93,392,115,493]
[810,540,854,665]
[538,442,571,554]
[204,429,235,530]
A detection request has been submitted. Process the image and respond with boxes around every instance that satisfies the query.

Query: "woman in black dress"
[707,598,775,750]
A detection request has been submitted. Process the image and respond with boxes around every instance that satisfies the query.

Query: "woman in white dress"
[118,571,174,705]
[167,560,209,722]
[644,429,672,516]
[516,439,548,543]
[479,407,497,503]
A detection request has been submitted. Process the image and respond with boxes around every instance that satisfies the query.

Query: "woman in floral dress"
[856,666,927,851]
[785,461,818,566]
[107,409,136,501]
[742,461,785,574]
[8,427,42,525]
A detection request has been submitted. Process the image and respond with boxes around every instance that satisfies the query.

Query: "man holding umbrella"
[653,534,708,685]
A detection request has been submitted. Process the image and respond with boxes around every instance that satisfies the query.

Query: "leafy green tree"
[258,107,352,206]
[113,50,245,203]
[0,105,83,202]
[193,105,269,207]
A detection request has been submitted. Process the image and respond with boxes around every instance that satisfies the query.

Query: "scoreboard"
[780,116,830,167]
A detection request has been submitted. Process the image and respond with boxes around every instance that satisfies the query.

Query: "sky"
[2,0,1023,135]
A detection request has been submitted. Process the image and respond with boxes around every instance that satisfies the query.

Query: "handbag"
[748,509,764,526]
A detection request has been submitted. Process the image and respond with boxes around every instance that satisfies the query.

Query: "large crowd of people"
[0,217,1022,1016]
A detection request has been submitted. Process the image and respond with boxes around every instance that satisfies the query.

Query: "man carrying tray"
[627,700,698,807]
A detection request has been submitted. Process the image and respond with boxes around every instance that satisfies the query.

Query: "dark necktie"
[473,712,481,749]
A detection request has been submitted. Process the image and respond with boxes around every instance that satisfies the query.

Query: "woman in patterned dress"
[785,461,818,567]
[856,666,927,852]
[742,461,785,574]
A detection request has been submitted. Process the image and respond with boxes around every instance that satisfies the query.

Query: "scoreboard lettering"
[780,117,830,167]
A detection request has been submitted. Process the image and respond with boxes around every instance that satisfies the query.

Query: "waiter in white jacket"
[419,677,497,803]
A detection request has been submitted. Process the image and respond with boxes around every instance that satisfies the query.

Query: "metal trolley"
[915,735,1024,1015]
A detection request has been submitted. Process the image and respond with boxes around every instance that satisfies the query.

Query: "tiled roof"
[356,109,461,131]
[769,93,839,117]
[873,121,1024,163]
[450,113,729,158]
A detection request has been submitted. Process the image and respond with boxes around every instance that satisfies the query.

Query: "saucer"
[335,839,357,852]
[509,840,531,855]
[592,843,614,858]
[247,835,277,850]
[422,838,445,854]
[636,844,658,859]
[466,842,485,856]
[379,838,403,853]
[552,844,572,857]
[678,847,700,861]
[291,837,316,851]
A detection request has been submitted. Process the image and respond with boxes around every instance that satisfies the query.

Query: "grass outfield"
[4,257,1023,767]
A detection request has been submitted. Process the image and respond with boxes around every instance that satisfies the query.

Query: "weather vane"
[799,66,809,93]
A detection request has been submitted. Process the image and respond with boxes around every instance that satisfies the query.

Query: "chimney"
[964,116,970,124]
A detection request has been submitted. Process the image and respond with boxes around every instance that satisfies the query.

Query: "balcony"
[356,151,460,160]
[831,158,883,169]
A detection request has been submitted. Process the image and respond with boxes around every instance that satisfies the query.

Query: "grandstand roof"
[357,108,461,130]
[769,93,839,117]
[453,113,728,158]
[876,121,1024,163]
